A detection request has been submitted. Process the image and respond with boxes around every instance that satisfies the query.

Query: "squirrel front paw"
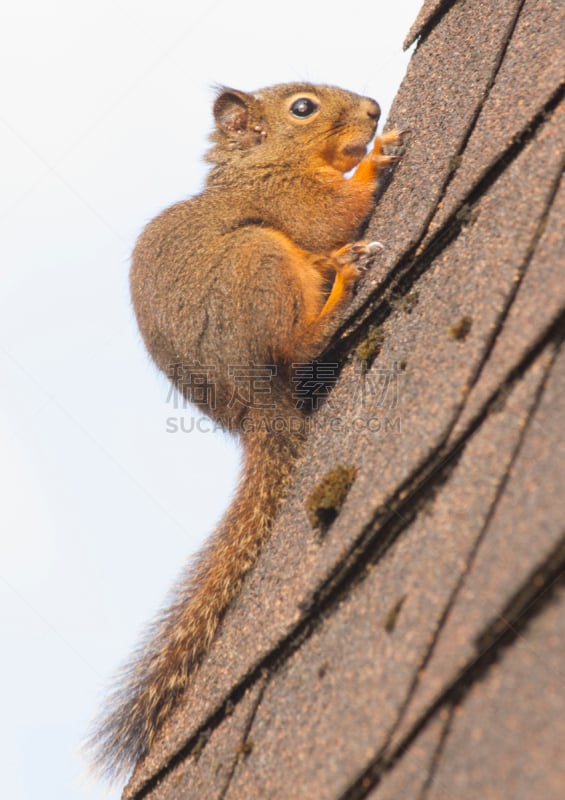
[370,128,410,169]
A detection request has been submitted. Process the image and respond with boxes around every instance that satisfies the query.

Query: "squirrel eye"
[290,97,319,118]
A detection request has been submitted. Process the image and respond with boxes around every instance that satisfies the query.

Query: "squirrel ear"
[213,89,254,135]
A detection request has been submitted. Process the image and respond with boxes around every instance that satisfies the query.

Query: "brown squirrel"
[90,82,403,780]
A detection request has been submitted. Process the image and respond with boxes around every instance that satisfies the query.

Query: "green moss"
[306,464,358,530]
[447,315,473,340]
[456,203,479,227]
[356,326,385,372]
[383,594,407,633]
[449,153,462,173]
[490,383,512,414]
[237,738,254,759]
[191,729,211,761]
[317,660,330,679]
[391,288,419,314]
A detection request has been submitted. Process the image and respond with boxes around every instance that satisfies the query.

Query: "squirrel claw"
[344,240,384,270]
[379,154,401,165]
[394,127,411,140]
[350,240,384,260]
[366,240,384,253]
[358,243,383,268]
[332,240,382,267]
[379,128,410,147]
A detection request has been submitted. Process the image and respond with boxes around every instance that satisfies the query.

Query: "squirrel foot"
[316,239,382,318]
[332,239,384,272]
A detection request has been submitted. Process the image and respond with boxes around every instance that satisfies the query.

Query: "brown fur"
[89,82,402,780]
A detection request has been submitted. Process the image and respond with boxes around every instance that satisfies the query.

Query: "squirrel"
[89,82,403,781]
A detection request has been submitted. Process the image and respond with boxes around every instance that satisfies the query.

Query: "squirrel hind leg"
[315,239,382,322]
[282,236,386,361]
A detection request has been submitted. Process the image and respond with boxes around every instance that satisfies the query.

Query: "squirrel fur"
[89,82,402,781]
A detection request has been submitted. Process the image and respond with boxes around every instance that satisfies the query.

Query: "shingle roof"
[123,0,565,796]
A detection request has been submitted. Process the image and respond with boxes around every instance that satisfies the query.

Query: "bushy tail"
[87,424,302,782]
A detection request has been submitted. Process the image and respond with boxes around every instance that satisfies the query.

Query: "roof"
[123,0,565,797]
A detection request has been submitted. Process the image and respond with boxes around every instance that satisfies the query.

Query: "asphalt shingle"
[425,583,565,800]
[349,0,525,314]
[212,346,556,800]
[425,0,565,238]
[366,714,447,799]
[123,1,565,796]
[403,0,452,49]
[140,682,265,800]
[389,342,565,754]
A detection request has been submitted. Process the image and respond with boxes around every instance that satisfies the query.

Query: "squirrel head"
[206,82,380,174]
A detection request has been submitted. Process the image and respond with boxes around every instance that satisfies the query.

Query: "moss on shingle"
[306,465,358,530]
[447,314,473,340]
[356,326,385,373]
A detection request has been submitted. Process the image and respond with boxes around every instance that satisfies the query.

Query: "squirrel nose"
[364,98,381,121]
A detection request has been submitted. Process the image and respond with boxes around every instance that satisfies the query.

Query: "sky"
[0,1,422,797]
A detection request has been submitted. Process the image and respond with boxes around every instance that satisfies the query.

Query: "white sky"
[0,2,421,797]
